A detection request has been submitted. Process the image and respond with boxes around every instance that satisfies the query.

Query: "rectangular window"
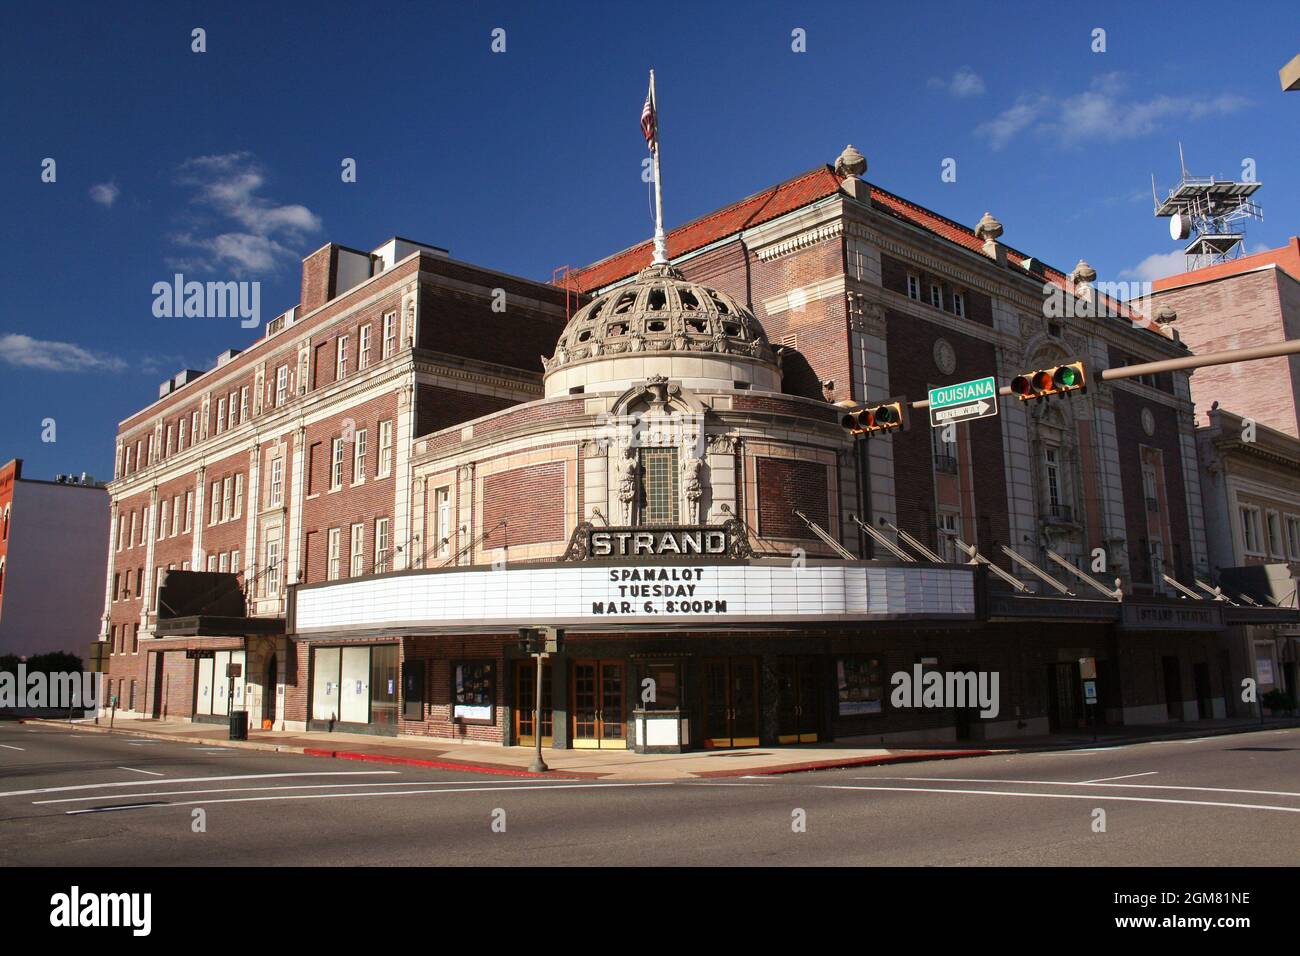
[336,335,348,380]
[837,656,885,716]
[327,528,341,580]
[929,284,943,309]
[179,418,187,450]
[210,482,221,525]
[1266,511,1283,557]
[184,491,193,532]
[234,473,244,518]
[240,386,249,423]
[937,512,959,561]
[165,425,173,457]
[228,391,238,430]
[216,398,226,434]
[349,523,364,577]
[452,661,495,722]
[219,552,229,573]
[638,447,679,525]
[353,429,367,483]
[952,292,966,318]
[1286,515,1300,560]
[906,274,920,301]
[374,517,390,574]
[435,486,451,558]
[171,495,181,536]
[117,515,125,552]
[1241,506,1262,554]
[270,458,283,507]
[382,311,397,358]
[222,476,234,522]
[158,500,168,541]
[377,421,393,478]
[138,508,147,545]
[191,411,199,444]
[230,550,240,575]
[265,531,281,597]
[359,325,371,369]
[275,365,288,407]
[1045,448,1061,510]
[330,439,344,491]
[207,554,218,572]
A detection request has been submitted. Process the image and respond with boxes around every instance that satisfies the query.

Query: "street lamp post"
[518,626,565,773]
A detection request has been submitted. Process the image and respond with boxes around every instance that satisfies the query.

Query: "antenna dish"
[1151,148,1263,270]
[1169,213,1191,241]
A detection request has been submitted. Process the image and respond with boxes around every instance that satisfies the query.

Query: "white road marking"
[0,744,26,751]
[0,771,399,800]
[864,776,1300,798]
[681,782,775,787]
[822,785,1300,814]
[65,781,676,814]
[116,767,165,777]
[37,780,586,805]
[1078,771,1158,784]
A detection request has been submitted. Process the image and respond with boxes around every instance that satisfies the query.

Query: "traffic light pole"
[901,337,1300,410]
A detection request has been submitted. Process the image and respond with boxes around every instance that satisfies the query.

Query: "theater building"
[99,146,1297,748]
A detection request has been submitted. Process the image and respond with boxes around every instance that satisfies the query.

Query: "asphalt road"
[1,721,1297,866]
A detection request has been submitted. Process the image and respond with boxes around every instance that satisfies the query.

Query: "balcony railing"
[1145,496,1159,512]
[1046,503,1073,522]
[933,454,958,475]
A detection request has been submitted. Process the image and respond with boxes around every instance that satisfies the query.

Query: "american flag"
[641,83,656,149]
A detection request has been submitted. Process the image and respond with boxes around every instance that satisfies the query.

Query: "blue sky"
[2,0,1296,480]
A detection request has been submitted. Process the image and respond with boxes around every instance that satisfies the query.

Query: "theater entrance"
[702,656,761,748]
[514,660,553,747]
[777,656,820,743]
[571,659,626,749]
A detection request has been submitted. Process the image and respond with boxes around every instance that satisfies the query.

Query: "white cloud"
[89,182,120,207]
[0,334,128,373]
[171,153,322,276]
[976,74,1249,150]
[1120,250,1187,283]
[929,67,985,98]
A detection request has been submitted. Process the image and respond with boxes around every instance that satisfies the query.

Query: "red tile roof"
[560,165,1164,336]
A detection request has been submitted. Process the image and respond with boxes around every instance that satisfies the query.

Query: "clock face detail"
[933,338,957,375]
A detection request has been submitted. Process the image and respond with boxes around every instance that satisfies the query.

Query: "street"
[1,722,1296,866]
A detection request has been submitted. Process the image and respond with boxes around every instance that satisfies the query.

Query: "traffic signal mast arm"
[904,338,1300,409]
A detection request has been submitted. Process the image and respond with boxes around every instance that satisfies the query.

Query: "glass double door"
[777,656,820,744]
[572,660,626,749]
[702,657,761,748]
[514,661,553,747]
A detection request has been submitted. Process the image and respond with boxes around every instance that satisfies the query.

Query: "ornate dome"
[543,264,777,386]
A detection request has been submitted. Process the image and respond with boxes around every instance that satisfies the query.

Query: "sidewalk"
[26,715,1298,781]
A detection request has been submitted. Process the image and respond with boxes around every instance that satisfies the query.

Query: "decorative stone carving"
[933,338,957,375]
[581,439,609,458]
[834,144,867,180]
[681,455,703,524]
[707,434,738,454]
[974,211,1003,241]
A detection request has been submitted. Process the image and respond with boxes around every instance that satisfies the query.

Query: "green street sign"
[928,375,998,428]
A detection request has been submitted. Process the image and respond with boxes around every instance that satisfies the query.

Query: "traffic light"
[840,398,909,437]
[1010,360,1086,401]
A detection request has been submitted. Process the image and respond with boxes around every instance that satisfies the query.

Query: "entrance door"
[1193,662,1212,720]
[1162,656,1183,720]
[571,660,625,749]
[515,661,553,747]
[702,657,761,748]
[151,653,164,718]
[264,654,277,724]
[777,656,819,743]
[1046,662,1082,732]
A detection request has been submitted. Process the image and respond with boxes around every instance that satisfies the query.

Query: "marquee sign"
[292,561,978,632]
[562,521,753,561]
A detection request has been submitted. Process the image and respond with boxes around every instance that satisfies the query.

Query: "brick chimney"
[300,243,338,315]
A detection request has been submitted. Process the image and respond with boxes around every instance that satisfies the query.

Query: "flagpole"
[650,69,667,265]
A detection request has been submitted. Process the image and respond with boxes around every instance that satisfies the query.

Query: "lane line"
[1078,771,1158,784]
[65,781,676,814]
[822,785,1300,814]
[116,767,165,777]
[36,780,566,804]
[862,776,1300,798]
[0,771,399,800]
[0,744,26,751]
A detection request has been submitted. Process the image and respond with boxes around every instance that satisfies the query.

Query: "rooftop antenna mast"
[1151,144,1263,270]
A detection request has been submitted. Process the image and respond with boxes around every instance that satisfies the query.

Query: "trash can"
[229,710,249,741]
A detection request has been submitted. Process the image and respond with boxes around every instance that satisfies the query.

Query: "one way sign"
[928,375,999,428]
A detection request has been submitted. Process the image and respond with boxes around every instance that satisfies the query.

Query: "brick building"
[98,149,1297,747]
[0,460,109,659]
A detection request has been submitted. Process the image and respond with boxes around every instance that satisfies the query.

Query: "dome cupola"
[543,263,780,397]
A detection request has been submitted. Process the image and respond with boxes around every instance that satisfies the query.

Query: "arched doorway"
[264,653,277,724]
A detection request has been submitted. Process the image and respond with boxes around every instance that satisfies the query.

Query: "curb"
[301,747,596,779]
[694,748,999,778]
